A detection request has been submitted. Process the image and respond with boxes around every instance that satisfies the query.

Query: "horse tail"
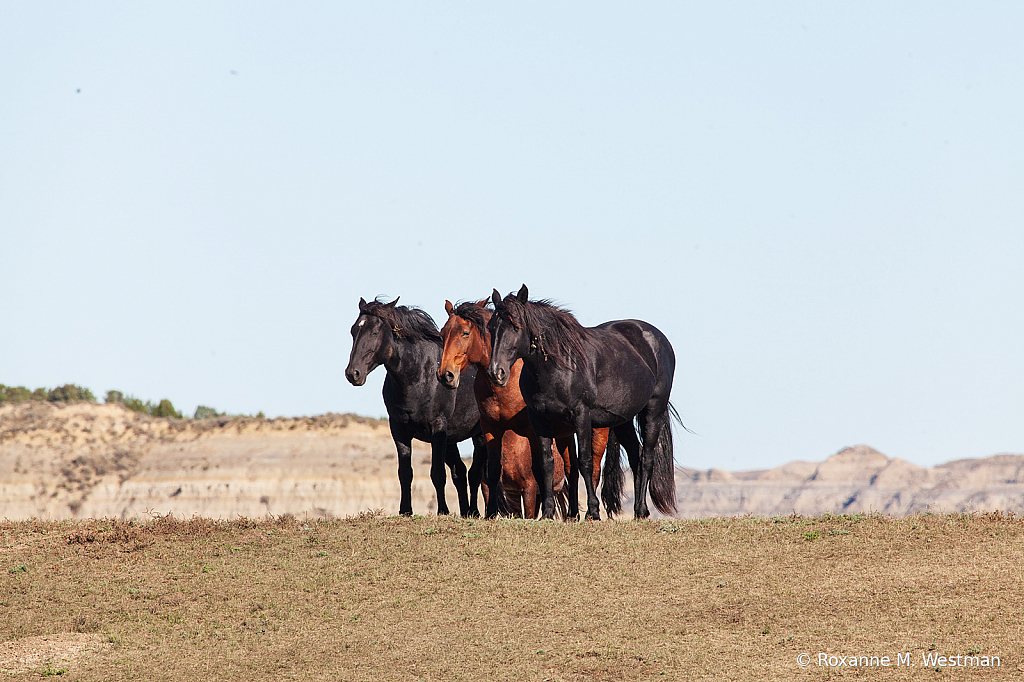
[601,428,624,518]
[491,477,512,517]
[555,485,569,520]
[649,404,678,516]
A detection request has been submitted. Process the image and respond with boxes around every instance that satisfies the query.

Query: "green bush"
[1,384,95,405]
[105,391,183,419]
[119,395,150,414]
[152,399,182,419]
[0,385,33,404]
[4,383,213,421]
[47,384,96,403]
[193,405,222,419]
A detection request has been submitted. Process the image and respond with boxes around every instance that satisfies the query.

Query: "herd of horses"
[344,285,680,520]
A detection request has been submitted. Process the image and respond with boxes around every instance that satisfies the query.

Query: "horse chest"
[383,378,451,433]
[523,391,573,422]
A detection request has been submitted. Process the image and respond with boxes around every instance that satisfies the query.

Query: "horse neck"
[383,335,438,382]
[518,349,554,384]
[467,327,492,369]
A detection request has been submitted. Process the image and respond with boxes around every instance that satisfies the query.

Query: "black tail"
[601,429,624,518]
[554,485,569,520]
[648,405,678,516]
[486,476,512,517]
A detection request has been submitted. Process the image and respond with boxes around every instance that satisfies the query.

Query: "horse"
[344,297,487,517]
[438,299,623,519]
[486,285,678,520]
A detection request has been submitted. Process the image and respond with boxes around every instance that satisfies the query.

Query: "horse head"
[438,299,491,389]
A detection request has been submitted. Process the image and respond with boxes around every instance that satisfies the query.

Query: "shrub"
[193,405,222,419]
[120,395,150,415]
[1,384,95,404]
[46,384,96,403]
[0,385,33,404]
[152,399,182,419]
[105,391,183,419]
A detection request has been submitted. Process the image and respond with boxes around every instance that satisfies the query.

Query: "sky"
[2,3,1022,472]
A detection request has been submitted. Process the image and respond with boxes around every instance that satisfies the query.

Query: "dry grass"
[2,512,1022,680]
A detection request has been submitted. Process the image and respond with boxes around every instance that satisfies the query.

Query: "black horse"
[486,285,678,520]
[345,297,487,517]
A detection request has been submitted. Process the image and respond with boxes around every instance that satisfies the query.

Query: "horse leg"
[429,433,450,515]
[526,410,558,520]
[444,441,471,517]
[554,436,578,521]
[574,410,600,520]
[522,476,539,518]
[466,432,487,518]
[393,433,415,517]
[634,410,668,519]
[484,430,503,518]
[637,405,676,517]
[613,422,644,517]
[590,428,608,492]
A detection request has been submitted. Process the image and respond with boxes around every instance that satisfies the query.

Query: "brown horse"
[438,299,621,519]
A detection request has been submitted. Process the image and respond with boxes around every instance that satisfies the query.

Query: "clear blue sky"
[2,3,1022,471]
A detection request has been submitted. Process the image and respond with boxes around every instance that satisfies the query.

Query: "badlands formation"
[2,401,1023,520]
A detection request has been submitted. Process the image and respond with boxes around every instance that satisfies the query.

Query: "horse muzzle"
[345,367,366,386]
[487,365,508,388]
[438,368,460,389]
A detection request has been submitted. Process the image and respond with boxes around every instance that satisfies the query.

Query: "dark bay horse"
[438,299,622,519]
[486,285,678,520]
[344,297,487,517]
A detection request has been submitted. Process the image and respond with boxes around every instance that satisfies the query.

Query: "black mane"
[495,294,589,369]
[362,299,442,345]
[453,300,493,335]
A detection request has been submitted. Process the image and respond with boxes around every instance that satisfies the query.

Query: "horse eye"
[462,331,471,337]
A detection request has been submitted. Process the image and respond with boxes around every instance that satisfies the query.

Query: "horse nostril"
[444,371,454,383]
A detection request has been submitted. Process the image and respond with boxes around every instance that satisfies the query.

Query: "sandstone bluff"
[2,402,1022,520]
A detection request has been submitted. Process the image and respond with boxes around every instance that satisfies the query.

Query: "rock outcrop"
[672,445,1024,517]
[2,403,1022,520]
[0,402,447,520]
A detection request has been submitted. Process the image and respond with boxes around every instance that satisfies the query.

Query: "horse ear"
[358,297,367,311]
[517,284,529,303]
[491,289,502,308]
[444,300,454,315]
[476,299,490,309]
[387,297,400,308]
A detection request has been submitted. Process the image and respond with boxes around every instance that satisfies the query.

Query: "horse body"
[345,297,486,517]
[439,300,617,519]
[487,286,677,520]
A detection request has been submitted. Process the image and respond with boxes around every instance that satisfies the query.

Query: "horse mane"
[361,299,442,345]
[453,300,493,335]
[495,294,589,369]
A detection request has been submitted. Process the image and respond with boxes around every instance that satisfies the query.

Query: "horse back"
[594,319,674,380]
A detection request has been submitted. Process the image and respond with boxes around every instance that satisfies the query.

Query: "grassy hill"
[2,512,1021,680]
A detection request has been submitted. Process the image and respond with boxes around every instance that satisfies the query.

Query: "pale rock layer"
[2,403,1022,520]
